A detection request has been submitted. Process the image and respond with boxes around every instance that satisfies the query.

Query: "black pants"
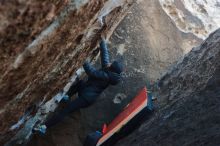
[45,80,89,128]
[66,79,84,97]
[45,97,90,128]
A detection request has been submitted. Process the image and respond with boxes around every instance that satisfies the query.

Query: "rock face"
[159,0,220,39]
[116,28,220,146]
[1,0,219,146]
[29,0,202,146]
[0,0,134,145]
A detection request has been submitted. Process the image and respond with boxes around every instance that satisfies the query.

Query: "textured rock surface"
[116,29,220,146]
[29,0,202,146]
[159,0,220,39]
[0,0,134,145]
[2,0,218,146]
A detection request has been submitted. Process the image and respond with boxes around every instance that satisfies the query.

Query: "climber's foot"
[32,124,47,135]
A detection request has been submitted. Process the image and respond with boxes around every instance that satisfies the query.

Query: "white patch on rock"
[85,25,101,38]
[15,83,31,100]
[13,20,60,69]
[72,0,89,9]
[40,97,58,113]
[159,0,220,39]
[0,109,5,114]
[117,44,127,55]
[134,66,145,74]
[10,113,30,131]
[98,0,126,25]
[113,93,127,104]
[12,52,26,69]
[137,0,144,4]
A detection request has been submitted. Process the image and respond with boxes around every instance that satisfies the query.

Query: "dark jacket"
[78,62,122,104]
[66,40,123,104]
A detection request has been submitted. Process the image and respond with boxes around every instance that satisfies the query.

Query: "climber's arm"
[83,61,109,80]
[100,40,110,68]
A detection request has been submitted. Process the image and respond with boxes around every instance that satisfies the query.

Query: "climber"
[33,39,123,134]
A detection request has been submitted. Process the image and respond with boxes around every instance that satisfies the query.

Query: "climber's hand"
[100,33,107,41]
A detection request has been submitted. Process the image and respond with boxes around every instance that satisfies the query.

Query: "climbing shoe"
[32,124,47,135]
[54,92,64,103]
[54,92,70,103]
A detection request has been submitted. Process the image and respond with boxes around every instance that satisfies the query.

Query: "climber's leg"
[65,78,83,98]
[45,97,89,129]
